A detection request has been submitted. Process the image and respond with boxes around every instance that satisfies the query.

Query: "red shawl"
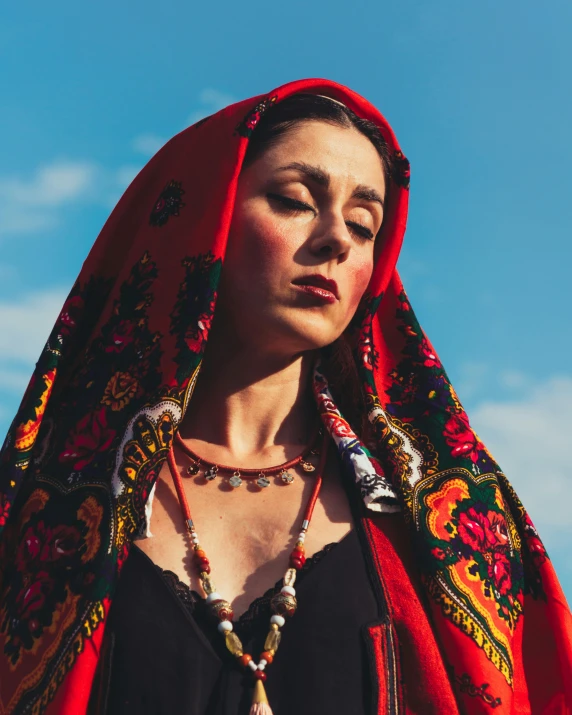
[0,78,570,714]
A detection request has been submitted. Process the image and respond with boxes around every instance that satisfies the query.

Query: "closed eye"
[346,222,374,241]
[267,193,374,241]
[267,193,315,213]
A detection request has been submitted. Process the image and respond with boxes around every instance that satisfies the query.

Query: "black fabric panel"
[101,528,378,714]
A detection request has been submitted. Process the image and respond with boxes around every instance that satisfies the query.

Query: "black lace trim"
[158,540,340,638]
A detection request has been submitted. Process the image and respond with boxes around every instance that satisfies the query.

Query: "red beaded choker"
[166,431,330,715]
[174,428,321,488]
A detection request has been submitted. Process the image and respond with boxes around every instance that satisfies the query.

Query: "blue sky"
[1,1,571,597]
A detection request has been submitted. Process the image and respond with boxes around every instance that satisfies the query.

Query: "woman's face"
[217,120,386,355]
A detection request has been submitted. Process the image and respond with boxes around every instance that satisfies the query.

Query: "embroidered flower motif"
[18,522,82,566]
[14,570,54,625]
[490,550,512,596]
[149,180,186,227]
[520,513,548,570]
[106,320,136,353]
[457,507,498,551]
[325,415,354,438]
[183,299,215,353]
[443,412,484,463]
[421,338,440,368]
[57,295,85,336]
[235,95,278,137]
[101,372,139,411]
[393,150,411,189]
[424,477,524,648]
[432,546,449,561]
[170,252,222,384]
[0,493,10,527]
[527,534,547,568]
[59,408,116,469]
[360,335,376,370]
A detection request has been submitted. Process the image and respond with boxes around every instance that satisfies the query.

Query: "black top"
[94,529,379,715]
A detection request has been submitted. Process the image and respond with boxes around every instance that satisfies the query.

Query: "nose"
[308,213,352,262]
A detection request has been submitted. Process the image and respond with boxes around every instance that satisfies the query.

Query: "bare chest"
[136,451,353,618]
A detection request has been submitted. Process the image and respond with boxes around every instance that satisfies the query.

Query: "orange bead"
[261,651,274,665]
[239,653,253,668]
[194,549,207,560]
[290,555,305,570]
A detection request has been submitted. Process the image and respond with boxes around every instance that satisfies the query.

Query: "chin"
[273,315,343,354]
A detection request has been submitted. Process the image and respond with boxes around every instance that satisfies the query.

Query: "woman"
[0,79,570,715]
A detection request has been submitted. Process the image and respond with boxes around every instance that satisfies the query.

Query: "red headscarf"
[0,78,570,714]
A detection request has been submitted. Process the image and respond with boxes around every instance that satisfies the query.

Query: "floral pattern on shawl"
[313,363,399,512]
[354,289,549,687]
[235,94,278,137]
[0,79,568,715]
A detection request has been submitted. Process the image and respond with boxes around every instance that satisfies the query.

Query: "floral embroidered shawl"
[0,78,570,715]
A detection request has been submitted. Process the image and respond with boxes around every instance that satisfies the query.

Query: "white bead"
[281,585,296,597]
[258,662,266,671]
[217,620,233,633]
[297,533,306,542]
[248,660,258,671]
[206,592,222,604]
[270,615,285,627]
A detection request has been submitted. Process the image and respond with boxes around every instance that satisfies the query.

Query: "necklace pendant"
[229,471,242,488]
[300,460,315,473]
[251,679,271,713]
[279,469,294,485]
[204,465,219,481]
[187,461,200,476]
[256,473,271,489]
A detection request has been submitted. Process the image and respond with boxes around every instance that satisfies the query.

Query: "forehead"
[252,121,386,192]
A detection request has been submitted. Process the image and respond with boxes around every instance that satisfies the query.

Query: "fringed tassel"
[249,679,273,715]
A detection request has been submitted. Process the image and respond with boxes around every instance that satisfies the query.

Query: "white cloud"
[0,161,97,239]
[0,290,68,440]
[0,288,67,412]
[131,133,167,157]
[115,164,142,190]
[0,368,30,393]
[0,159,152,237]
[0,210,56,236]
[187,88,236,126]
[457,361,490,400]
[131,88,236,159]
[470,376,572,543]
[0,289,67,410]
[1,88,236,239]
[0,161,96,206]
[0,289,67,364]
[498,369,530,390]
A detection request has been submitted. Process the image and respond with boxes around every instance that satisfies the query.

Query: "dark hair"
[243,93,393,187]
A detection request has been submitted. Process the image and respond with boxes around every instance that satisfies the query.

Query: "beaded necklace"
[175,428,320,488]
[166,431,330,715]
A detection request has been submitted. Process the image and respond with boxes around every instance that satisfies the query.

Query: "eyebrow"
[275,161,384,208]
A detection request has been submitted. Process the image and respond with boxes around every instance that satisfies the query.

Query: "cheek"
[226,209,296,285]
[345,258,374,312]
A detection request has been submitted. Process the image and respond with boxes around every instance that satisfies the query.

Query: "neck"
[179,337,318,463]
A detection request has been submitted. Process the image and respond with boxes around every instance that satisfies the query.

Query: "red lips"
[292,274,339,300]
